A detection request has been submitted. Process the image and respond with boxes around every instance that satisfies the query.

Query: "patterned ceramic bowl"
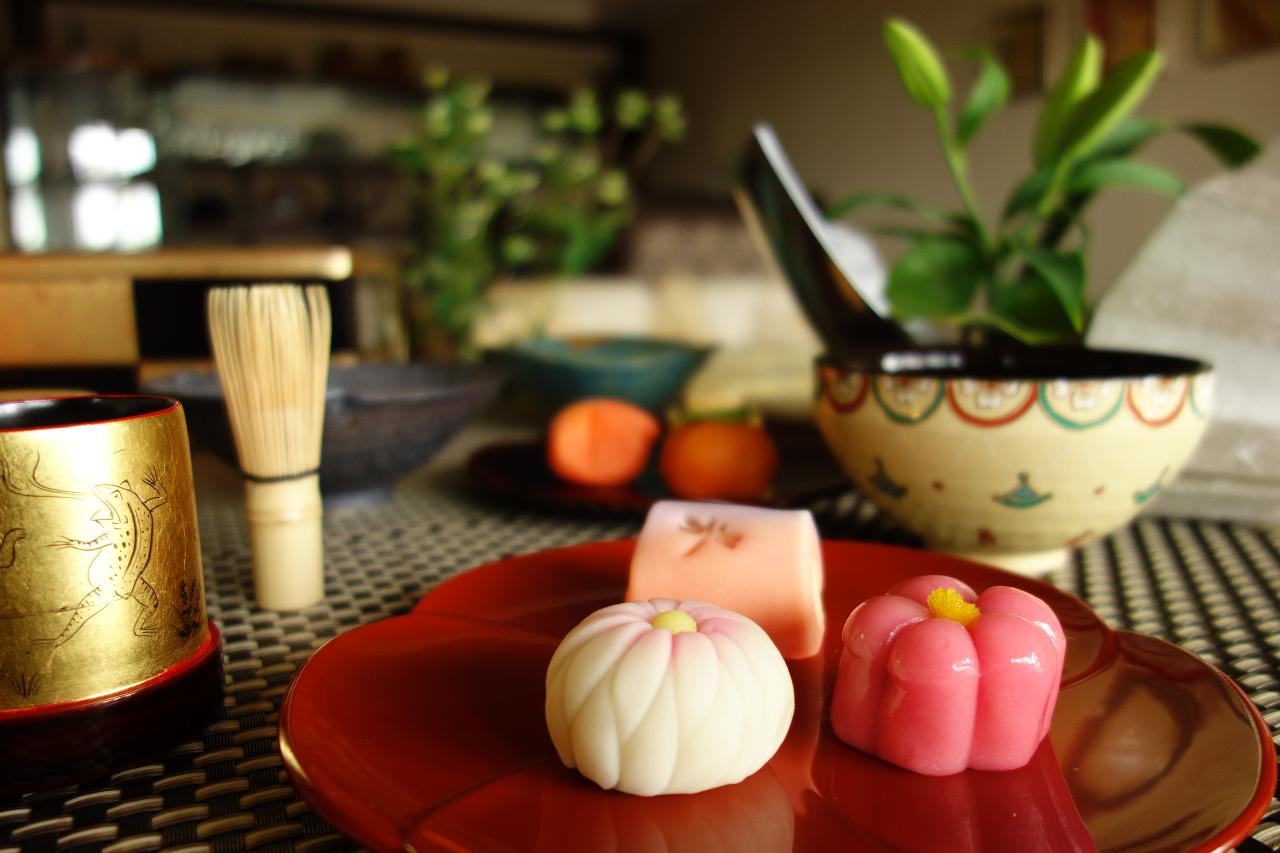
[814,349,1212,574]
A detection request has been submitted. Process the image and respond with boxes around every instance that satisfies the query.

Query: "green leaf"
[883,18,951,109]
[1021,118,1169,245]
[389,141,426,173]
[1033,35,1102,167]
[873,219,981,244]
[871,225,942,241]
[558,214,620,277]
[1085,116,1165,161]
[669,405,758,426]
[654,95,687,142]
[1056,50,1164,165]
[886,236,982,319]
[1040,215,1091,255]
[826,192,953,222]
[955,308,1076,345]
[978,275,1080,344]
[614,89,650,129]
[1181,123,1262,168]
[1067,159,1184,197]
[1016,244,1086,332]
[1028,115,1254,206]
[944,213,982,242]
[957,49,1010,145]
[1002,169,1051,222]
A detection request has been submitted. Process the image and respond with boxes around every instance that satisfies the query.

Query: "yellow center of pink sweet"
[927,587,981,627]
[651,609,698,634]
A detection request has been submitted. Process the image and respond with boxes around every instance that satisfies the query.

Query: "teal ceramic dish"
[488,337,712,411]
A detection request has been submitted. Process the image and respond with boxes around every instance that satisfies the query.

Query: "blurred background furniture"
[0,246,401,391]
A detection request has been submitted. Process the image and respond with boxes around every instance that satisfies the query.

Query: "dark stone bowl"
[146,363,504,506]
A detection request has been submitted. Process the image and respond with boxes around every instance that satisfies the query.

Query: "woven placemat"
[2,453,1278,853]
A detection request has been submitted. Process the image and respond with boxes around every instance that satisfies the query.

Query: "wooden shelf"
[0,245,356,281]
[0,246,385,372]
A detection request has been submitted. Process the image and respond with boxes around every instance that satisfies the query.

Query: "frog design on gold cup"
[45,472,167,646]
[3,455,169,643]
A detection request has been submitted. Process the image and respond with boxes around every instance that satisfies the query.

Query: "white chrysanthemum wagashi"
[545,598,795,796]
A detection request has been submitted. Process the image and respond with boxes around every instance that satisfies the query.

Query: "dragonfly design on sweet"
[680,516,744,557]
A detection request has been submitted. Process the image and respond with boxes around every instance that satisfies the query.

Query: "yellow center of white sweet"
[927,587,981,627]
[651,609,698,634]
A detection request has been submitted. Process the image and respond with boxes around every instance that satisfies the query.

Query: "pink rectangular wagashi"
[626,501,825,658]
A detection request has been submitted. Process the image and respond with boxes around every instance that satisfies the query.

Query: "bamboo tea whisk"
[207,284,331,610]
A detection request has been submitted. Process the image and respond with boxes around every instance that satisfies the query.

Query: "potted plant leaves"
[391,71,685,361]
[827,18,1260,346]
[391,72,536,361]
[514,87,686,278]
[802,19,1259,572]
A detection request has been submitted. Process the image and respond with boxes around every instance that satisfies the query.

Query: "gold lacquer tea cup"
[0,395,222,788]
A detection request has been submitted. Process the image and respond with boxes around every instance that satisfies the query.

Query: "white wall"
[641,0,1280,295]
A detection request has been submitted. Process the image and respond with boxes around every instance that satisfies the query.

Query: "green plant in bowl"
[828,18,1259,346]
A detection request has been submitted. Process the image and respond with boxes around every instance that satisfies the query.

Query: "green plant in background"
[392,72,537,360]
[392,70,685,359]
[829,18,1260,345]
[515,88,686,277]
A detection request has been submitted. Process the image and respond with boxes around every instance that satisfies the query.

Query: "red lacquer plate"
[279,541,1275,852]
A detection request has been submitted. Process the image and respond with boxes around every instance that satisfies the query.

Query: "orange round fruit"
[547,398,661,487]
[659,419,778,500]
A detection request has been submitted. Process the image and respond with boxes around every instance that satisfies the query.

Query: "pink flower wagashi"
[831,574,1065,776]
